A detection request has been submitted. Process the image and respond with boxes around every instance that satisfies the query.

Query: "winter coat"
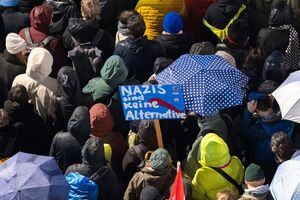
[19,5,70,78]
[12,53,59,122]
[192,133,244,200]
[1,9,29,38]
[62,18,114,62]
[3,100,49,155]
[114,36,165,82]
[65,137,121,200]
[241,109,294,182]
[0,50,26,92]
[153,32,195,60]
[239,185,273,200]
[184,0,214,42]
[50,106,91,173]
[19,0,44,13]
[98,0,119,36]
[248,0,273,28]
[288,0,300,33]
[124,166,177,199]
[0,15,5,53]
[45,0,81,36]
[56,66,93,130]
[203,0,260,46]
[135,0,185,40]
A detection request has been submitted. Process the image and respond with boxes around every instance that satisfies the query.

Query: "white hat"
[5,33,27,55]
[215,50,236,67]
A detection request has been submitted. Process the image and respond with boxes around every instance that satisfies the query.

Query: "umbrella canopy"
[0,152,70,200]
[272,71,300,123]
[270,153,300,200]
[157,54,248,116]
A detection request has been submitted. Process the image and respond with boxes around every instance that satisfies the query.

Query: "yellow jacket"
[135,0,185,40]
[192,133,244,200]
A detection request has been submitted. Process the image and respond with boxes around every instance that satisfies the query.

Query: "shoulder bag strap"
[211,166,244,195]
[90,165,110,181]
[24,27,33,43]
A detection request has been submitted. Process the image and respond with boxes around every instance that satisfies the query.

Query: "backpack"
[68,30,104,88]
[24,28,53,52]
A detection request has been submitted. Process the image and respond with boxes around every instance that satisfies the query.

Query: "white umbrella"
[272,71,300,123]
[270,154,300,200]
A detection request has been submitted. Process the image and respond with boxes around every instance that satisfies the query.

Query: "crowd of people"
[0,0,300,199]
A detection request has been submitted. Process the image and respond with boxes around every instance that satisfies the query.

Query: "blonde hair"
[81,0,101,20]
[216,189,237,200]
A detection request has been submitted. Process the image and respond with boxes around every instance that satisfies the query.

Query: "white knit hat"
[5,33,27,55]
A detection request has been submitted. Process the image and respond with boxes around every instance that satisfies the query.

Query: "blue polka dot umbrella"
[156,54,248,116]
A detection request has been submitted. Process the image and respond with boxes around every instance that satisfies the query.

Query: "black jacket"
[18,0,44,13]
[65,137,121,200]
[0,50,26,91]
[62,18,114,62]
[50,106,91,173]
[0,15,5,52]
[114,36,166,83]
[154,32,195,60]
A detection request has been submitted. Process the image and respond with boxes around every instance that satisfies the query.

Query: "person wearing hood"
[65,137,121,200]
[114,13,166,82]
[192,133,244,200]
[257,0,300,72]
[89,103,127,184]
[0,0,30,38]
[0,33,27,98]
[62,0,114,62]
[19,4,70,78]
[122,120,158,183]
[12,47,59,123]
[203,0,260,46]
[3,85,49,155]
[50,106,91,173]
[153,12,195,60]
[45,0,81,36]
[56,66,93,130]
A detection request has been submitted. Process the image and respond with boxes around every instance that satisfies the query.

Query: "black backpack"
[24,28,53,52]
[68,30,104,88]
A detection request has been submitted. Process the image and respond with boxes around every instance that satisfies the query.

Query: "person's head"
[127,14,146,38]
[271,131,294,164]
[262,51,287,84]
[138,120,158,149]
[216,189,237,200]
[257,80,279,94]
[81,137,106,167]
[0,109,9,128]
[224,19,249,48]
[26,47,53,82]
[89,103,114,138]
[81,0,101,20]
[8,85,28,105]
[243,48,266,74]
[30,4,52,34]
[5,33,28,64]
[244,163,265,189]
[153,57,173,75]
[149,148,171,170]
[215,51,236,67]
[189,42,215,55]
[163,12,183,34]
[256,95,274,117]
[140,186,161,200]
[269,0,292,26]
[119,10,139,25]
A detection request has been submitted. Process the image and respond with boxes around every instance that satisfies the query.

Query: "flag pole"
[154,119,164,148]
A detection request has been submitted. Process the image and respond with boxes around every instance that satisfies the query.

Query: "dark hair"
[127,14,146,38]
[8,85,28,105]
[153,57,173,74]
[256,96,272,111]
[262,51,287,84]
[189,42,215,55]
[243,48,266,74]
[119,10,139,24]
[271,131,294,164]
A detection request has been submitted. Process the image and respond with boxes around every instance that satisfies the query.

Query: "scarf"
[270,25,300,70]
[117,21,131,36]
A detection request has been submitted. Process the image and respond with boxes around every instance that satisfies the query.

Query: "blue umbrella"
[157,54,248,116]
[0,152,70,200]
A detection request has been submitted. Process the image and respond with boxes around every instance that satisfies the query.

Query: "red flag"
[170,162,185,200]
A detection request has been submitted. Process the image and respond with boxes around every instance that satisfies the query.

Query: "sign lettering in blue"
[119,85,186,120]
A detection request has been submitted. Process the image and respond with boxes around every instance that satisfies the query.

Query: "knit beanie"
[0,0,19,7]
[140,186,161,200]
[149,148,170,170]
[5,33,26,55]
[245,163,265,182]
[163,12,183,34]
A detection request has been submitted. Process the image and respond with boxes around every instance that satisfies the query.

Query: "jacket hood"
[100,55,128,88]
[67,106,91,144]
[81,137,105,168]
[199,133,230,167]
[120,37,147,55]
[216,0,243,15]
[68,18,100,43]
[57,66,81,102]
[89,103,114,138]
[269,1,292,26]
[138,120,158,149]
[30,4,52,34]
[26,48,53,82]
